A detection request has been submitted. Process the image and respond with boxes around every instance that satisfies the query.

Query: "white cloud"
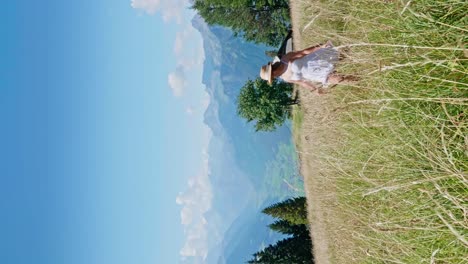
[168,66,187,97]
[178,55,204,71]
[131,0,205,98]
[130,0,160,14]
[174,31,187,56]
[173,24,205,71]
[174,35,184,57]
[186,106,194,115]
[174,37,205,70]
[130,0,187,23]
[168,25,205,98]
[174,27,196,56]
[168,43,204,97]
[176,153,212,260]
[161,2,184,24]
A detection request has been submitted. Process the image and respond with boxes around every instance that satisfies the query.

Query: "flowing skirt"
[290,47,339,86]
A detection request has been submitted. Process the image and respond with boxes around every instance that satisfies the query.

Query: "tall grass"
[291,0,467,263]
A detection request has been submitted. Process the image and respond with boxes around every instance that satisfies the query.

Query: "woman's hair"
[271,62,284,78]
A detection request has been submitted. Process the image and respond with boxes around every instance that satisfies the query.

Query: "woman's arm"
[282,44,323,61]
[282,41,333,62]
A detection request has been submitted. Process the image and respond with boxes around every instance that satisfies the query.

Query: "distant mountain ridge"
[188,15,296,264]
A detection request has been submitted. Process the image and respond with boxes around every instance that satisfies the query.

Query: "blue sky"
[1,0,211,263]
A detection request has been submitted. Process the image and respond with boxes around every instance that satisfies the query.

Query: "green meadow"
[291,0,467,263]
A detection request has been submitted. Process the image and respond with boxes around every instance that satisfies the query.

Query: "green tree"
[192,0,290,46]
[248,235,313,264]
[262,197,308,225]
[248,197,314,263]
[268,220,309,237]
[237,78,296,132]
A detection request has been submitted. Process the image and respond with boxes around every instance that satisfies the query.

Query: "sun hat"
[259,62,273,85]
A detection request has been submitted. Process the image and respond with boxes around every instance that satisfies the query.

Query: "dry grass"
[290,0,467,263]
[292,90,356,264]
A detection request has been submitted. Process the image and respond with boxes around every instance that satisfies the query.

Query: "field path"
[294,92,337,264]
[289,1,359,263]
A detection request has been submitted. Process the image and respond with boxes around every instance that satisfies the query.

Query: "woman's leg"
[327,73,359,85]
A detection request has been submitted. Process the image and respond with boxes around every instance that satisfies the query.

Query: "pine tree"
[248,197,314,263]
[248,235,313,264]
[262,197,308,225]
[268,219,309,237]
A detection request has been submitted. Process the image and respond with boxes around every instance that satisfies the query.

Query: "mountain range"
[186,15,302,264]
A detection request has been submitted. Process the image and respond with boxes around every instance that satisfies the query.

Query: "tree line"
[248,197,314,264]
[192,0,295,132]
[192,0,290,47]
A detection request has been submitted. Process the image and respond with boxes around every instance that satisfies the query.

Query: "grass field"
[289,0,467,263]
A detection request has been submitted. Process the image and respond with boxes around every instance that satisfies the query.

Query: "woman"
[260,41,357,92]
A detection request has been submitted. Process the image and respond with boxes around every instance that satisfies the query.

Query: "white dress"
[280,47,339,87]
